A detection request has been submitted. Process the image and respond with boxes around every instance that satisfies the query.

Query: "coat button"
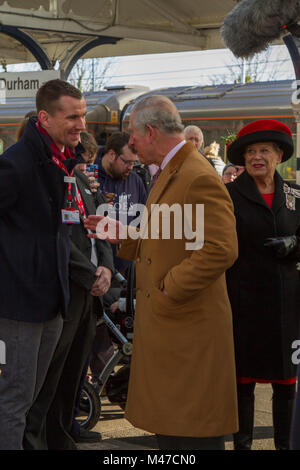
[147,258,151,264]
[136,257,141,263]
[145,292,150,298]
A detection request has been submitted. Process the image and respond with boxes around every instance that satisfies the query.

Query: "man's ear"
[107,148,117,162]
[38,110,50,129]
[145,124,156,143]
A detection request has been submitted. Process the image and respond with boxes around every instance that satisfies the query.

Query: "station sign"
[0,70,60,99]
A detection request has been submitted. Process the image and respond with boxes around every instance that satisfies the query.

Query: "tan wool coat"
[118,142,239,437]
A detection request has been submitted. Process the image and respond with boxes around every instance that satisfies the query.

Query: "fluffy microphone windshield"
[221,0,300,58]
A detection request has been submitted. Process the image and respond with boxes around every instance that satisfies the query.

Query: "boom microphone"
[221,0,300,58]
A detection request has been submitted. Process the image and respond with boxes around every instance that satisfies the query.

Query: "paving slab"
[78,384,276,451]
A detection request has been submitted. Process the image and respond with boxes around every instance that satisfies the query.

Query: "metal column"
[283,33,300,184]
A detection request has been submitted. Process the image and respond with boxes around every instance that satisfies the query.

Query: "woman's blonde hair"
[203,141,220,158]
[16,111,37,141]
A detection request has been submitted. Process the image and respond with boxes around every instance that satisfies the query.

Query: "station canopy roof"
[0,0,240,70]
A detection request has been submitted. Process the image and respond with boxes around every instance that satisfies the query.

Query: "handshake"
[264,235,300,258]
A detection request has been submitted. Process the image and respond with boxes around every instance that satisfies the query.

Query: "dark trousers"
[235,381,296,450]
[0,315,63,450]
[71,356,91,437]
[156,434,225,450]
[23,281,97,450]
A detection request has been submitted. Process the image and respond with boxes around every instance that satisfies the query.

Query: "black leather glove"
[264,235,299,258]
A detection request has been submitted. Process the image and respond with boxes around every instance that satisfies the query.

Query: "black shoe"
[72,428,102,443]
[234,393,255,450]
[273,397,294,450]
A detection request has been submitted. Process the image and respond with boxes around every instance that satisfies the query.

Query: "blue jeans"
[0,315,63,450]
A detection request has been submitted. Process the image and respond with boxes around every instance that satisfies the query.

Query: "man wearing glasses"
[96,131,148,276]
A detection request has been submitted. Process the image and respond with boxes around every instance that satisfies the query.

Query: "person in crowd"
[95,136,151,194]
[203,141,225,176]
[183,125,215,169]
[16,111,37,141]
[95,131,148,277]
[225,119,300,450]
[87,132,148,383]
[80,130,98,164]
[0,79,86,450]
[84,95,239,450]
[77,131,117,392]
[23,135,114,450]
[222,163,238,184]
[183,124,204,151]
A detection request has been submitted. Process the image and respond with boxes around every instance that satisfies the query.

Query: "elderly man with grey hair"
[183,125,216,171]
[84,94,239,450]
[183,125,204,151]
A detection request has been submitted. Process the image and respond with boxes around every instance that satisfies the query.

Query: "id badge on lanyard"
[52,156,81,224]
[63,175,80,224]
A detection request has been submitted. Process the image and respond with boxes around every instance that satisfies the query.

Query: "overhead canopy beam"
[60,35,122,79]
[0,25,52,69]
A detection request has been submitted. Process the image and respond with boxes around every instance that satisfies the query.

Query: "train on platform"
[0,79,296,180]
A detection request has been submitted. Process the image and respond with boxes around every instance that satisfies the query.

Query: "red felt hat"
[227,119,294,165]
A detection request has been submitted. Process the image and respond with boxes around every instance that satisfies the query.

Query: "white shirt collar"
[161,140,186,170]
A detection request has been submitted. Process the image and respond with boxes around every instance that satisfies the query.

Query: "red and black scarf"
[36,120,76,162]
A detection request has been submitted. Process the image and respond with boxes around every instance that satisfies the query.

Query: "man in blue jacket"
[0,79,86,450]
[95,132,148,277]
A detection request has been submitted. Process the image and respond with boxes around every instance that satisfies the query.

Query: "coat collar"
[229,169,286,214]
[147,141,194,207]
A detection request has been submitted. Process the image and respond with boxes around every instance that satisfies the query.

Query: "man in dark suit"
[0,79,86,450]
[23,163,114,450]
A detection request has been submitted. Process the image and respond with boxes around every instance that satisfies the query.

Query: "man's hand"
[84,215,127,242]
[90,266,112,297]
[109,300,119,313]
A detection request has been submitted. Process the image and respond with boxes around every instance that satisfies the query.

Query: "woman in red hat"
[226,119,300,450]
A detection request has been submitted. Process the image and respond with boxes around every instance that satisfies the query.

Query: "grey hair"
[183,125,203,139]
[131,95,184,135]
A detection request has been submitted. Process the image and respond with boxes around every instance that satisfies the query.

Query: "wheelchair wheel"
[77,380,101,430]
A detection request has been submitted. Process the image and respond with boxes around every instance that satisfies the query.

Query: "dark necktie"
[150,167,162,190]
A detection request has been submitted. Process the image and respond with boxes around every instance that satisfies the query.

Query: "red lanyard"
[51,155,86,219]
[36,120,86,220]
[74,184,86,219]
